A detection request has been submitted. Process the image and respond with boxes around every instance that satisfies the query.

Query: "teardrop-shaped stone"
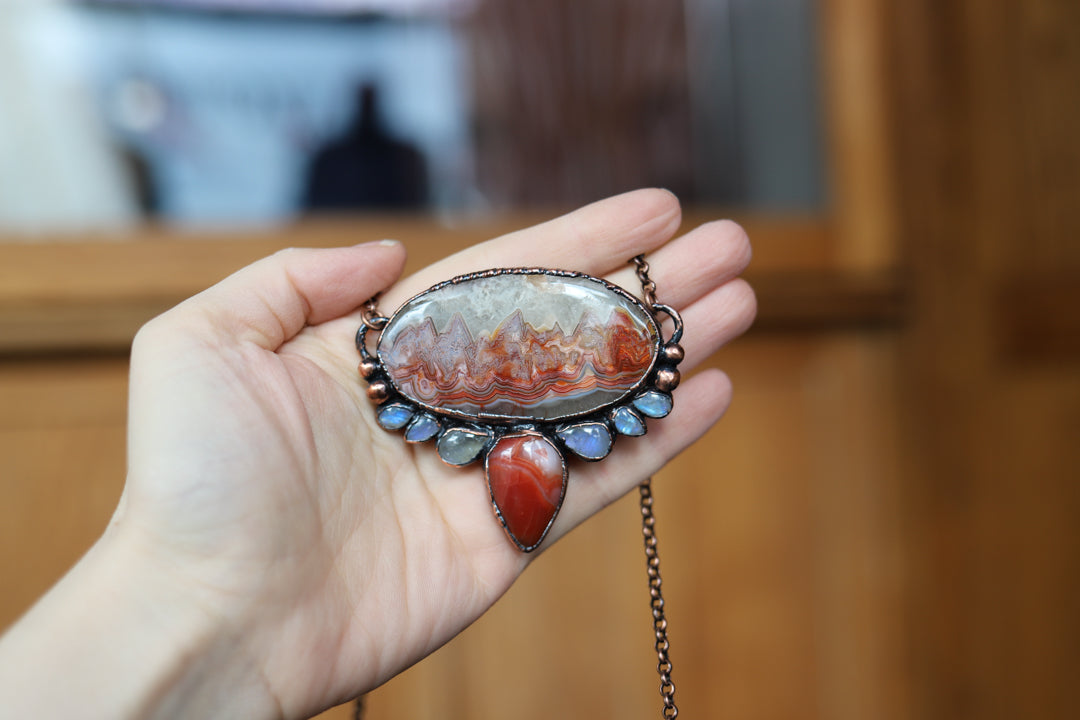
[404,413,441,443]
[437,427,490,466]
[376,403,414,430]
[611,406,646,436]
[633,390,673,418]
[557,422,613,460]
[485,433,567,551]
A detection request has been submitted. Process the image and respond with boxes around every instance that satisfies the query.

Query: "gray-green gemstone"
[437,427,491,466]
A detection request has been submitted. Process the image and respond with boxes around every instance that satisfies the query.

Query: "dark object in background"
[468,0,694,207]
[119,146,159,217]
[303,85,429,211]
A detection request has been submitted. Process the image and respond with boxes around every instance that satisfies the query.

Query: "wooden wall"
[886,1,1080,717]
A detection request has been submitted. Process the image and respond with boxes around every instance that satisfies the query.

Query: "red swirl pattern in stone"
[383,307,653,414]
[486,434,566,549]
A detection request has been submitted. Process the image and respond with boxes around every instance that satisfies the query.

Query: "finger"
[677,278,758,368]
[549,368,734,535]
[604,219,753,310]
[156,241,407,350]
[381,189,682,309]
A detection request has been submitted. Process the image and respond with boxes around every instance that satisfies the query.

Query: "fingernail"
[352,239,401,249]
[352,239,403,250]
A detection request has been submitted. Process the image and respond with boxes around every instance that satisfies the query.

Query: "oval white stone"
[378,270,660,422]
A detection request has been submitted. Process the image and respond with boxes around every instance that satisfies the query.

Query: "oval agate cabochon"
[377,270,661,422]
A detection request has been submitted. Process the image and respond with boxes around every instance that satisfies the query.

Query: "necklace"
[357,255,681,716]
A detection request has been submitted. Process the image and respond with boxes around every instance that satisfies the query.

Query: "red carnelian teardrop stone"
[486,434,567,550]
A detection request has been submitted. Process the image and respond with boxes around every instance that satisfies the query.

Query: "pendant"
[357,266,683,552]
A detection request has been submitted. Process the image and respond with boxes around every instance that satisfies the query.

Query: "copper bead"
[661,343,685,364]
[654,368,681,392]
[366,380,391,404]
[358,359,380,380]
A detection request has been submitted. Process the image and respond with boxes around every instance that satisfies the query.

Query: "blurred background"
[1,0,1077,718]
[0,0,823,228]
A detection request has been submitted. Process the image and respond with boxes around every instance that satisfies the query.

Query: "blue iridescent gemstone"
[377,403,414,430]
[612,406,646,437]
[632,390,673,419]
[405,414,441,443]
[557,422,613,461]
[437,427,490,466]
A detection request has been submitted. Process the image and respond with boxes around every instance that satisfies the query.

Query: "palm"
[119,191,755,718]
[127,310,521,700]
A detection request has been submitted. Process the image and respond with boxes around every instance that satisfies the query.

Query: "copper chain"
[361,294,389,331]
[640,478,679,718]
[632,254,680,719]
[632,254,659,309]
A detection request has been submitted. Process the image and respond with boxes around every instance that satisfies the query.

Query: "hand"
[0,190,755,719]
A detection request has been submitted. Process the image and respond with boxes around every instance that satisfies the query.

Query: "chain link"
[362,294,389,331]
[632,254,659,309]
[640,478,679,718]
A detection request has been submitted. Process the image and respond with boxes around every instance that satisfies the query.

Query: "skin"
[0,189,755,720]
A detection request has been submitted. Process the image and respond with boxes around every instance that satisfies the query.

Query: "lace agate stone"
[378,271,660,422]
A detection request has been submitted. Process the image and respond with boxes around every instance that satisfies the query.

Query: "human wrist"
[0,521,280,720]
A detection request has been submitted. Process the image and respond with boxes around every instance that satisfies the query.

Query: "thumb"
[154,240,407,350]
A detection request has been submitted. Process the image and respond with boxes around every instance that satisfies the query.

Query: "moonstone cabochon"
[376,403,414,430]
[377,270,661,422]
[611,406,647,437]
[557,422,613,460]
